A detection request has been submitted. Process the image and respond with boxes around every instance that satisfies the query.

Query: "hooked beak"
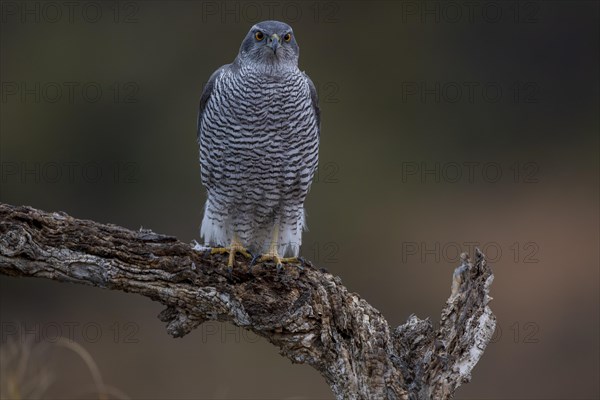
[267,34,280,54]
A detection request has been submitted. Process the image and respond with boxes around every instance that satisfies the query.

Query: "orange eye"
[255,31,264,41]
[283,33,291,42]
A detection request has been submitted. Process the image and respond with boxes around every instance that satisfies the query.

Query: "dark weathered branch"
[0,203,495,399]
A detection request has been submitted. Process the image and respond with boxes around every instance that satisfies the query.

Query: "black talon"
[276,263,283,273]
[247,252,255,274]
[250,253,261,267]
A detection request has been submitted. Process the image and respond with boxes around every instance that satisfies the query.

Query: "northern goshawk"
[198,20,320,268]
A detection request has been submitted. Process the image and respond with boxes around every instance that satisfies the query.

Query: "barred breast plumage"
[198,21,320,261]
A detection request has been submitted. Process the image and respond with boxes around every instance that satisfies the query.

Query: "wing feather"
[304,73,321,136]
[197,64,230,138]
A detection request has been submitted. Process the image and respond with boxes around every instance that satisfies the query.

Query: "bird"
[197,20,320,270]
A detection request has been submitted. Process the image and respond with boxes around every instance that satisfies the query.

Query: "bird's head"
[238,21,299,69]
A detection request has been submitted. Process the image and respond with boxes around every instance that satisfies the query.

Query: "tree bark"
[0,203,496,399]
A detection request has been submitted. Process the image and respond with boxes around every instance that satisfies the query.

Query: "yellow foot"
[211,241,251,268]
[255,225,304,271]
[257,253,301,270]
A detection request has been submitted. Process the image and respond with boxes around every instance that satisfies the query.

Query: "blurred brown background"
[1,1,598,399]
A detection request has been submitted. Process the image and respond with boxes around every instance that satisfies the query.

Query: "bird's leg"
[210,234,251,268]
[258,228,283,270]
[257,225,301,270]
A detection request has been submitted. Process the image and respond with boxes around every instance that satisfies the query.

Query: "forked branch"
[0,203,495,399]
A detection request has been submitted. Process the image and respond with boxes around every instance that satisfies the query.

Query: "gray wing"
[304,72,321,136]
[197,64,229,138]
[300,73,321,195]
[198,64,229,191]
